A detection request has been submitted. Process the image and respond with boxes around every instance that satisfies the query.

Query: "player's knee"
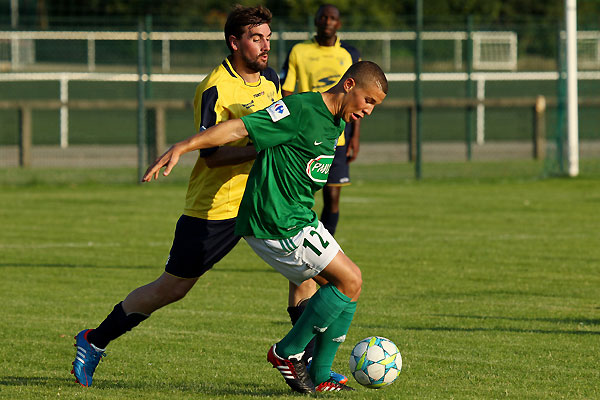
[341,270,362,300]
[169,287,188,303]
[323,186,341,209]
[154,279,193,306]
[351,274,363,298]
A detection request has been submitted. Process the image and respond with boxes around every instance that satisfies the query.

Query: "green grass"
[1,162,599,399]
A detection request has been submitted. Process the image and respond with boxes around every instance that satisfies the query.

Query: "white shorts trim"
[244,221,341,286]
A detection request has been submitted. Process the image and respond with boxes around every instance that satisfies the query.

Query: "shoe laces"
[87,346,107,364]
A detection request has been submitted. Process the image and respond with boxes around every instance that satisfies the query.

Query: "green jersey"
[236,92,345,239]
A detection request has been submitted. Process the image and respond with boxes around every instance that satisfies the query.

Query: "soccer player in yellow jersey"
[279,4,360,376]
[71,5,281,387]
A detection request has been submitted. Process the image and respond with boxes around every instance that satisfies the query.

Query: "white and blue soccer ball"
[349,336,402,389]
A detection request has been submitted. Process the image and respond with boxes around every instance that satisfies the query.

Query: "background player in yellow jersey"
[279,3,361,371]
[71,5,281,387]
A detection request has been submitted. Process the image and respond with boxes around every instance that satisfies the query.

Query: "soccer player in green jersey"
[143,61,388,393]
[280,4,361,375]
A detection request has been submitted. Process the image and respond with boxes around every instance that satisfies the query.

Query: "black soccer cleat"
[315,377,356,392]
[267,344,315,394]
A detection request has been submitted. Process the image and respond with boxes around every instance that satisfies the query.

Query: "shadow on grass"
[0,263,278,275]
[431,313,600,326]
[0,376,60,386]
[401,325,599,336]
[0,375,295,397]
[0,262,154,270]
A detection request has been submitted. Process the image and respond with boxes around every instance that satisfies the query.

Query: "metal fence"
[1,16,599,170]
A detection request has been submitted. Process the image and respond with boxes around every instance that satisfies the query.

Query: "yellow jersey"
[280,37,360,146]
[185,57,281,220]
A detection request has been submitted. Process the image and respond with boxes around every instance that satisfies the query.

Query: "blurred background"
[1,0,599,177]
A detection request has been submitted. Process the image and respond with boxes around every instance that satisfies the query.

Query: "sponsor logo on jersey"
[241,100,255,109]
[306,155,334,183]
[266,100,290,122]
[315,75,339,89]
[253,91,265,98]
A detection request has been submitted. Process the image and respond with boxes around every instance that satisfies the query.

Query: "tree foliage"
[9,0,600,29]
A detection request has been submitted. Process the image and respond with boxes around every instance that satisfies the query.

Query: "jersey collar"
[222,57,262,87]
[312,36,341,48]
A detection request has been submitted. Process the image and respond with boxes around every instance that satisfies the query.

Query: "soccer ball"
[349,336,402,389]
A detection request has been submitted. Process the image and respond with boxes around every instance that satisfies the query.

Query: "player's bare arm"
[282,90,293,97]
[204,145,257,168]
[142,119,248,182]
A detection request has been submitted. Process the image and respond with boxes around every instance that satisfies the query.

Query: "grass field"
[1,161,599,399]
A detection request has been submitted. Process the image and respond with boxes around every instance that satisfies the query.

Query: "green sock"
[310,301,357,385]
[277,284,351,359]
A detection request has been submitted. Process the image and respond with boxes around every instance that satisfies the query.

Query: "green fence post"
[137,17,147,183]
[278,21,286,71]
[414,0,423,180]
[145,14,157,165]
[465,15,473,161]
[144,14,153,100]
[555,26,567,174]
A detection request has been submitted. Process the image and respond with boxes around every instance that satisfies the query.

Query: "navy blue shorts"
[327,144,350,186]
[165,215,241,279]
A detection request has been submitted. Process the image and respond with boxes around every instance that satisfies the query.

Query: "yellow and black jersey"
[280,37,360,145]
[281,37,360,94]
[185,57,281,220]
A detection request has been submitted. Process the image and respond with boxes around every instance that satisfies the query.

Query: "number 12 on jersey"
[303,229,330,256]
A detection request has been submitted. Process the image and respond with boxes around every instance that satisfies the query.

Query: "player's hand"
[141,145,182,182]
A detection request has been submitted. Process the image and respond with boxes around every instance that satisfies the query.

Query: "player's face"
[341,79,386,123]
[315,6,341,38]
[235,23,272,72]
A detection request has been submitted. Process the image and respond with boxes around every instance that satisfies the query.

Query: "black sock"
[320,211,339,236]
[287,303,315,365]
[87,302,149,349]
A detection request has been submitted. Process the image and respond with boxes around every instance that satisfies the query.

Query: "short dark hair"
[341,61,388,94]
[224,5,272,53]
[315,4,339,19]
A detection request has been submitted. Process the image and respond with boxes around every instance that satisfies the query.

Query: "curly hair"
[224,5,272,53]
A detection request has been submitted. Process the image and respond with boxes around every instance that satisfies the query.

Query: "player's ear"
[343,77,356,93]
[229,35,239,52]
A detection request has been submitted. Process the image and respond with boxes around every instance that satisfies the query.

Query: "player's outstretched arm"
[142,119,248,182]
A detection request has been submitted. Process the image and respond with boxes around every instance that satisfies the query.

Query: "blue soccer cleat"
[306,360,349,385]
[71,329,106,387]
[329,370,349,385]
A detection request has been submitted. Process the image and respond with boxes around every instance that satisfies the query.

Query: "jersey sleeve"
[280,47,298,93]
[261,67,281,97]
[241,99,302,152]
[340,41,361,64]
[193,84,222,157]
